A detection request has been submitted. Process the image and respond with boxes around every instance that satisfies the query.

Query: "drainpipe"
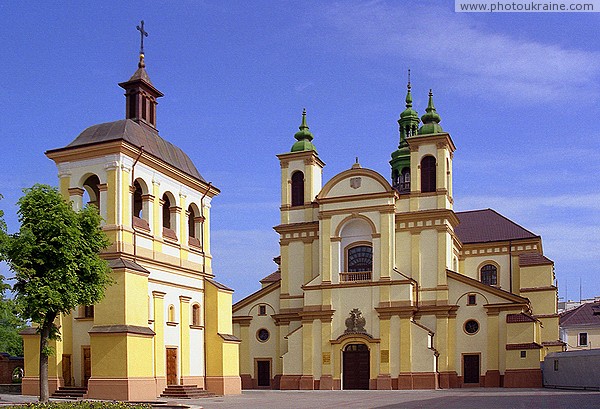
[508,240,513,294]
[131,146,144,262]
[200,182,212,275]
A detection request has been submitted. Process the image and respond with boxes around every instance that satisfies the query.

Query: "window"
[467,294,476,306]
[420,156,436,193]
[162,194,171,229]
[464,320,479,335]
[133,181,143,218]
[188,205,196,239]
[83,305,94,318]
[579,332,588,346]
[83,175,101,209]
[400,168,411,192]
[347,245,373,272]
[257,328,270,342]
[192,304,201,326]
[481,264,498,286]
[291,171,304,207]
[520,351,527,358]
[554,359,559,371]
[258,305,267,316]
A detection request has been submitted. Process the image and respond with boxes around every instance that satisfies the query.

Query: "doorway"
[256,360,271,387]
[166,348,178,385]
[82,347,91,388]
[343,344,370,389]
[463,354,480,385]
[62,354,72,386]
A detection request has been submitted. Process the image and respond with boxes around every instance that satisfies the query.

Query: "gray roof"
[48,119,204,182]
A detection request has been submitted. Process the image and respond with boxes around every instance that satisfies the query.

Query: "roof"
[560,301,600,327]
[206,278,234,292]
[455,209,538,244]
[47,119,204,182]
[260,271,281,284]
[106,258,150,274]
[519,252,554,266]
[507,313,537,323]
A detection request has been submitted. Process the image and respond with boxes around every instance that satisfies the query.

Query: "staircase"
[51,386,87,399]
[160,385,215,399]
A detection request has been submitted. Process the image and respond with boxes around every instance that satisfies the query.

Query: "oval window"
[464,320,479,335]
[257,328,270,342]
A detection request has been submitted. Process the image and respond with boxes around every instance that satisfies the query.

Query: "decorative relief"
[344,308,367,334]
[322,352,331,365]
[350,177,362,189]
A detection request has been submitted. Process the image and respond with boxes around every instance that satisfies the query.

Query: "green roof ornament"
[418,89,444,135]
[291,108,318,153]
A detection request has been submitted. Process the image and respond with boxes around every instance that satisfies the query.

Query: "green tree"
[2,184,111,402]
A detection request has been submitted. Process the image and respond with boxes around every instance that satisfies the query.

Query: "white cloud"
[323,1,600,102]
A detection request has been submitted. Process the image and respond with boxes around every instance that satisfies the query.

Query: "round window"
[257,328,270,342]
[464,320,479,335]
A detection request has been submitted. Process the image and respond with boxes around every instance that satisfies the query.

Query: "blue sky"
[0,1,598,302]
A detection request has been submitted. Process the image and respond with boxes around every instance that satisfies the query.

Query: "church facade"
[232,84,563,390]
[21,51,241,400]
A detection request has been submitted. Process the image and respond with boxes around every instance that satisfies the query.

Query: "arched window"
[480,264,497,286]
[162,194,171,229]
[399,167,411,193]
[347,245,373,272]
[188,205,196,239]
[192,304,201,326]
[420,156,436,193]
[291,171,304,207]
[133,181,143,218]
[83,175,101,209]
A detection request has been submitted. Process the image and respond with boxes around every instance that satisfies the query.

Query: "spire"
[398,70,420,142]
[418,89,444,135]
[118,21,163,129]
[291,109,318,153]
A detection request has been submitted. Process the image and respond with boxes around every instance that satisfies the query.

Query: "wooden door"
[463,354,480,384]
[62,355,72,386]
[256,360,270,387]
[166,348,178,385]
[343,344,370,390]
[82,347,91,387]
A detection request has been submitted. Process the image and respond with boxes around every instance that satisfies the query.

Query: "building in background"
[21,48,240,400]
[233,83,563,390]
[560,301,600,350]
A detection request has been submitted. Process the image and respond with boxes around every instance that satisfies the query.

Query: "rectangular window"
[520,351,526,358]
[554,359,559,371]
[467,294,476,305]
[579,332,588,346]
[258,305,266,316]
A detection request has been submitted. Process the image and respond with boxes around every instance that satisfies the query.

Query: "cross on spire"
[136,20,148,55]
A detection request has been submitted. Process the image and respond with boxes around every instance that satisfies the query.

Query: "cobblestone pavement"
[3,388,600,409]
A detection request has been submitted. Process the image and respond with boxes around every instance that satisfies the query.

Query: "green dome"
[291,109,317,153]
[418,89,444,135]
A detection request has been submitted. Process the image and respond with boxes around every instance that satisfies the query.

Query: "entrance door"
[343,344,370,390]
[166,348,178,385]
[62,355,72,386]
[256,360,271,387]
[463,354,480,384]
[82,347,91,387]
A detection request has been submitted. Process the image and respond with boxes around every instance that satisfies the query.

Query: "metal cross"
[136,20,148,55]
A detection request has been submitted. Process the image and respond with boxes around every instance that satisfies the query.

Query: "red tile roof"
[519,252,553,267]
[507,313,537,323]
[560,301,600,327]
[506,342,542,350]
[455,209,538,244]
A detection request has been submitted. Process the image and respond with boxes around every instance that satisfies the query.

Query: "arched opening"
[192,304,201,326]
[399,167,410,193]
[132,179,150,231]
[343,343,370,390]
[339,217,374,282]
[133,181,143,218]
[291,171,304,207]
[82,175,101,210]
[347,245,373,272]
[480,264,498,286]
[162,193,177,240]
[187,204,202,249]
[168,304,176,323]
[420,156,436,193]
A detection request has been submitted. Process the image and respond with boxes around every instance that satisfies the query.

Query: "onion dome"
[418,89,444,135]
[291,109,317,153]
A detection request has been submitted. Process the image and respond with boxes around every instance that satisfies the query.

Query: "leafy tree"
[2,184,111,402]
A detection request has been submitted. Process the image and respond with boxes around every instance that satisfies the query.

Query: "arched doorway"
[343,343,370,389]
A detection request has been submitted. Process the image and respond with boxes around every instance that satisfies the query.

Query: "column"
[179,296,191,384]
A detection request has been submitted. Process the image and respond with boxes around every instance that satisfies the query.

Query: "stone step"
[160,385,215,399]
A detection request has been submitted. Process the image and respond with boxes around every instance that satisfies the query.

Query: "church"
[232,82,563,390]
[20,43,241,399]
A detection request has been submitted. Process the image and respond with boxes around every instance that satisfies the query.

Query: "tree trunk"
[39,323,51,402]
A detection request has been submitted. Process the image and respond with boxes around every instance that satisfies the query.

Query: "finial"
[355,156,359,164]
[407,68,411,90]
[418,88,443,135]
[138,53,146,69]
[352,157,361,169]
[300,108,307,128]
[291,108,317,152]
[136,20,149,55]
